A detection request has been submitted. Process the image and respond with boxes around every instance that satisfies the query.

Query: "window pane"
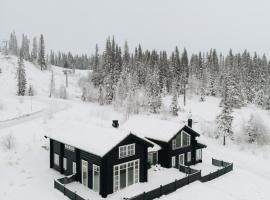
[120,168,126,189]
[128,165,134,186]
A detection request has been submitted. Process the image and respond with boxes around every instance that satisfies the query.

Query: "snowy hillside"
[0,54,89,98]
[0,53,270,200]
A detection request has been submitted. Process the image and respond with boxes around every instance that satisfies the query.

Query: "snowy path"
[0,98,70,131]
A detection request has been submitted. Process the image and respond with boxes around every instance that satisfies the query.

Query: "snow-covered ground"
[0,54,270,200]
[0,97,45,121]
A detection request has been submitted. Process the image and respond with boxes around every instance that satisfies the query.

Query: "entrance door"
[81,160,88,187]
[152,152,158,165]
[179,154,185,166]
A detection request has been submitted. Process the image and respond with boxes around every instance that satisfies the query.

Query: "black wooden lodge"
[46,118,206,198]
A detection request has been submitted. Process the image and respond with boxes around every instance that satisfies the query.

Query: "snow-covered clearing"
[0,97,45,122]
[0,54,270,200]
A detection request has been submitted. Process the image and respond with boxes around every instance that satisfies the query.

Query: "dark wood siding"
[50,139,102,192]
[168,129,197,167]
[146,138,170,168]
[102,135,149,197]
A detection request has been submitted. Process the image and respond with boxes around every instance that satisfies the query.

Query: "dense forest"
[2,31,270,145]
[4,31,270,113]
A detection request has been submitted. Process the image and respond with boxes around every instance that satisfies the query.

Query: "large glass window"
[81,160,88,187]
[119,144,135,158]
[182,131,190,147]
[93,164,100,193]
[172,131,190,150]
[54,153,59,166]
[113,159,140,192]
[63,157,67,170]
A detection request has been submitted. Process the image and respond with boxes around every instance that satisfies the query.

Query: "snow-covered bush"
[240,114,270,145]
[58,85,68,99]
[27,84,35,96]
[1,132,16,150]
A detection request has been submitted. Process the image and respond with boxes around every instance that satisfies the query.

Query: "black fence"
[200,158,233,182]
[179,165,200,175]
[129,171,201,200]
[54,177,86,200]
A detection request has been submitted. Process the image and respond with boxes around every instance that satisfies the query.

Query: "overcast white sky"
[1,0,270,56]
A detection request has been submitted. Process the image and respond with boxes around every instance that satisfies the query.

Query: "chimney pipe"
[188,119,192,128]
[112,120,119,128]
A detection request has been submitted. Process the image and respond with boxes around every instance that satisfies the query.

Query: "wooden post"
[175,179,177,190]
[160,185,162,197]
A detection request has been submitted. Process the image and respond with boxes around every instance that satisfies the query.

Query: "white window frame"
[179,154,185,166]
[81,160,88,187]
[63,157,67,170]
[171,156,176,167]
[93,164,100,193]
[73,162,76,174]
[187,152,191,162]
[181,131,191,147]
[196,149,202,161]
[148,151,159,165]
[54,153,59,166]
[113,159,140,192]
[172,131,191,150]
[65,144,75,152]
[119,144,135,159]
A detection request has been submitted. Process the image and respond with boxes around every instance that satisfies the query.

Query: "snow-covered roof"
[122,116,188,142]
[144,138,161,152]
[46,120,150,157]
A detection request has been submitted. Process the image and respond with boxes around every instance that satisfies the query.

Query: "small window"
[187,152,191,162]
[119,144,135,159]
[65,144,75,152]
[171,156,176,167]
[73,162,76,174]
[63,157,67,170]
[196,149,202,161]
[54,153,59,166]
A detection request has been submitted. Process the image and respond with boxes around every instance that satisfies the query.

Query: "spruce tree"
[216,80,233,145]
[38,34,46,70]
[17,50,27,96]
[31,37,38,62]
[170,83,178,116]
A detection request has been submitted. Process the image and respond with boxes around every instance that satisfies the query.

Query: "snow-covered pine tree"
[8,31,18,55]
[265,95,270,110]
[21,34,30,60]
[98,85,105,105]
[199,87,205,102]
[31,37,38,62]
[38,34,46,70]
[170,81,178,116]
[254,89,265,107]
[244,114,269,145]
[17,50,27,96]
[216,79,233,145]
